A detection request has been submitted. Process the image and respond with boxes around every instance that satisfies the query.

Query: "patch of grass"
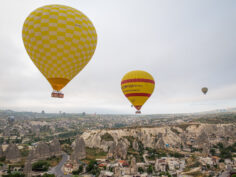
[169,151,185,158]
[86,147,107,160]
[20,147,29,157]
[32,160,50,172]
[46,155,62,167]
[186,171,203,177]
[62,144,72,155]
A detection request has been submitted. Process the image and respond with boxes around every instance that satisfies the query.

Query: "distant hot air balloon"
[22,5,97,98]
[121,70,155,114]
[202,87,208,95]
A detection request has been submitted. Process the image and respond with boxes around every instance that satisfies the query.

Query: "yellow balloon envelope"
[121,70,155,113]
[22,5,97,97]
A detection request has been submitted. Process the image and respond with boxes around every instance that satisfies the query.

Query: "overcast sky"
[0,0,235,114]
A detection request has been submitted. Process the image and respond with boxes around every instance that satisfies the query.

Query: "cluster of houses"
[61,154,236,177]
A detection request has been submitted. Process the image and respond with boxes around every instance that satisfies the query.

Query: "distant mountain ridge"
[0,107,235,119]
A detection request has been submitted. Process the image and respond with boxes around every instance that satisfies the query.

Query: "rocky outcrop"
[115,140,128,160]
[106,139,128,160]
[5,144,21,162]
[26,140,61,162]
[34,142,50,159]
[81,123,236,153]
[71,137,86,163]
[49,139,61,156]
[27,150,34,161]
[23,160,32,177]
[132,140,139,151]
[0,145,3,158]
[130,157,137,174]
[100,140,114,152]
[107,142,116,159]
[114,166,122,177]
[155,133,166,149]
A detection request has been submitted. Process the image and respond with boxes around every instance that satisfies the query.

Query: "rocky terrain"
[71,136,86,163]
[81,123,236,156]
[0,109,235,176]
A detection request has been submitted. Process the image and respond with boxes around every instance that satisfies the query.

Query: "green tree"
[32,161,50,172]
[20,148,29,157]
[138,167,144,174]
[0,137,4,145]
[217,143,224,149]
[219,159,224,162]
[160,172,172,177]
[3,172,25,177]
[147,165,153,174]
[86,160,100,176]
[219,148,232,159]
[169,152,184,158]
[91,168,100,177]
[78,165,83,173]
[42,174,55,177]
[86,160,97,172]
[72,165,83,175]
[210,149,216,156]
[0,156,6,162]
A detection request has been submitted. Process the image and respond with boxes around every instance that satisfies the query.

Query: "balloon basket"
[51,91,64,98]
[135,111,141,114]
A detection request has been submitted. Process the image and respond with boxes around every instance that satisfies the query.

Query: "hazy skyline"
[0,0,235,114]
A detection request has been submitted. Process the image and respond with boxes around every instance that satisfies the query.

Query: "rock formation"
[130,157,137,174]
[49,139,61,156]
[155,158,158,171]
[106,140,128,160]
[155,133,166,149]
[23,160,32,177]
[81,124,236,153]
[34,142,50,160]
[71,137,86,163]
[114,166,122,177]
[27,150,35,161]
[5,143,21,162]
[115,140,128,160]
[132,140,139,151]
[0,145,3,158]
[107,142,116,159]
[25,140,62,162]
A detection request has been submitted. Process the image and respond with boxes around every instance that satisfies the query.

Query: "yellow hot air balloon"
[22,5,97,98]
[121,70,155,114]
[202,87,208,95]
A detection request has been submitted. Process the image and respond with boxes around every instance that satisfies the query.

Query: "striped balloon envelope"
[121,70,155,114]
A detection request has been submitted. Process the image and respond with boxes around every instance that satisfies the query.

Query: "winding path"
[48,153,72,177]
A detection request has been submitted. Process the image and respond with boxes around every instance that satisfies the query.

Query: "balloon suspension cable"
[51,90,64,98]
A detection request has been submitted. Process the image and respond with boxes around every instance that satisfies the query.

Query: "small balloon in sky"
[202,87,208,95]
[22,5,97,98]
